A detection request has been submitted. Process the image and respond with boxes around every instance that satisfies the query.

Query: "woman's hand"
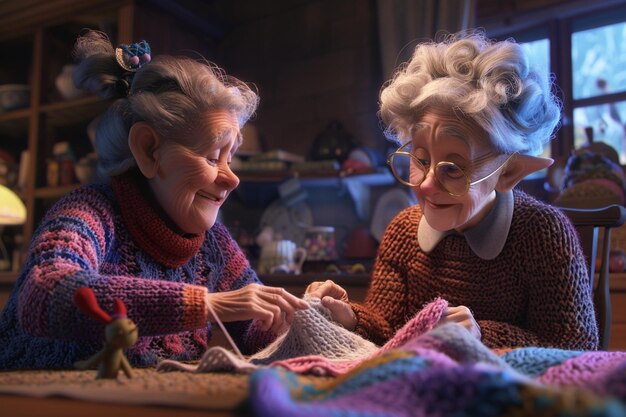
[439,305,481,340]
[206,284,309,333]
[305,280,357,330]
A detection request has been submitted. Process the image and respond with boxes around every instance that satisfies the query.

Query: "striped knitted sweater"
[0,168,273,369]
[352,190,599,351]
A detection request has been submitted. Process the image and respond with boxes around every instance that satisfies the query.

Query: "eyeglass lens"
[389,153,469,195]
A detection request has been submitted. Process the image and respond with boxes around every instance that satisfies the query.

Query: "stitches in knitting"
[248,324,626,417]
[158,297,449,376]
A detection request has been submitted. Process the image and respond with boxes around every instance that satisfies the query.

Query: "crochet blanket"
[159,298,626,416]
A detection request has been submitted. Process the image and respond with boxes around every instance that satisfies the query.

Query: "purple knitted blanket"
[249,323,626,417]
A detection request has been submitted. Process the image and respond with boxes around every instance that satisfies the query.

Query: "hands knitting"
[206,284,309,333]
[439,305,481,340]
[305,280,357,331]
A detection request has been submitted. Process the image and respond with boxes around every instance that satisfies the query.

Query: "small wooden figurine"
[73,287,138,379]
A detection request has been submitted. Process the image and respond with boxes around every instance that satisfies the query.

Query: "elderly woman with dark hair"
[307,31,598,351]
[0,31,307,369]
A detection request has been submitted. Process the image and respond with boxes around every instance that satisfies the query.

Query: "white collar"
[417,190,514,260]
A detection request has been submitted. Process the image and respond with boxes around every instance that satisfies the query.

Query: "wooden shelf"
[34,185,77,199]
[0,108,30,137]
[41,95,111,128]
[0,1,232,249]
[0,271,18,284]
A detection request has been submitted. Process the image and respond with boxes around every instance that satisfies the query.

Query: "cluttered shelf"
[235,167,393,185]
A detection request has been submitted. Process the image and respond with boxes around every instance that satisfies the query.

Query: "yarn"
[250,297,379,365]
[158,297,449,376]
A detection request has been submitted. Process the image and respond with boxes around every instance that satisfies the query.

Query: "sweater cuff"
[181,285,208,330]
[350,302,365,333]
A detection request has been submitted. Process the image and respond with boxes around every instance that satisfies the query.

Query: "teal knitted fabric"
[502,347,582,377]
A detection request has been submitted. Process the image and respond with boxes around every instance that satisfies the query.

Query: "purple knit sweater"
[352,190,599,351]
[0,169,273,369]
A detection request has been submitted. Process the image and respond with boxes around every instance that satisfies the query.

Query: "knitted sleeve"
[209,223,276,354]
[479,202,598,350]
[16,187,208,341]
[352,208,416,345]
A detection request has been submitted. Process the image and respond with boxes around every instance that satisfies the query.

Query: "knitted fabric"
[501,346,626,400]
[158,297,449,376]
[251,297,379,364]
[0,168,273,369]
[111,170,205,268]
[248,323,626,417]
[352,189,599,350]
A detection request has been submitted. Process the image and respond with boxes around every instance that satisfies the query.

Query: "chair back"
[559,204,626,350]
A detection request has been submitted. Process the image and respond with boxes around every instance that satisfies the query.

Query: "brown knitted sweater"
[353,190,599,350]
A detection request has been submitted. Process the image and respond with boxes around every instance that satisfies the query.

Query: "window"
[572,17,626,163]
[487,3,626,166]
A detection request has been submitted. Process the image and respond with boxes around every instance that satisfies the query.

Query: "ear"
[128,122,161,178]
[496,154,554,192]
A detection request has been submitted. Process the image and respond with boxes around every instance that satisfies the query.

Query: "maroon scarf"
[111,169,205,268]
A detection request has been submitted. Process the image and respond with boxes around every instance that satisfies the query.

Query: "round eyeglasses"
[386,143,517,196]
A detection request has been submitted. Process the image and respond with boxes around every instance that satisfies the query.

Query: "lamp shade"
[0,184,26,225]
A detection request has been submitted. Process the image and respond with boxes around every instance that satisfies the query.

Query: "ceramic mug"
[258,240,307,274]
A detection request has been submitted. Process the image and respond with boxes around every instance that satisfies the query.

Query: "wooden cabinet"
[0,0,218,283]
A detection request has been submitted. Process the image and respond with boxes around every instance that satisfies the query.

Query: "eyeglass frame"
[386,142,518,196]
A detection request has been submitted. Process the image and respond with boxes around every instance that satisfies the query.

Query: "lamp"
[0,184,26,271]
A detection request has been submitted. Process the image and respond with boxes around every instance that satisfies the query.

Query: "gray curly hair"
[72,31,259,177]
[379,31,561,156]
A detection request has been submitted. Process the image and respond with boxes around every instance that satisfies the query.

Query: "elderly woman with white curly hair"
[307,31,599,351]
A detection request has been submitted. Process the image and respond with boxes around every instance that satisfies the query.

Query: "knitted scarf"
[110,169,205,268]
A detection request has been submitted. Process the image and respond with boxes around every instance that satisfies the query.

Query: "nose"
[418,168,441,195]
[217,164,240,190]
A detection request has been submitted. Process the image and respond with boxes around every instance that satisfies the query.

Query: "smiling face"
[410,110,510,232]
[148,109,241,235]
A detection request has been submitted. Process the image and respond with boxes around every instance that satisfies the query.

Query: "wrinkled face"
[410,111,508,232]
[149,109,241,235]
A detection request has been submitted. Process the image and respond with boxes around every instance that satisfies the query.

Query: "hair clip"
[115,40,151,72]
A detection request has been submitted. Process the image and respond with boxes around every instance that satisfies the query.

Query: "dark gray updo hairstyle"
[379,31,561,156]
[72,31,259,177]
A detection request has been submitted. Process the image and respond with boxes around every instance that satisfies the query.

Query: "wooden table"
[0,396,241,417]
[0,369,253,417]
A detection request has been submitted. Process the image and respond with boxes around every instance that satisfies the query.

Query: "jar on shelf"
[303,226,337,261]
